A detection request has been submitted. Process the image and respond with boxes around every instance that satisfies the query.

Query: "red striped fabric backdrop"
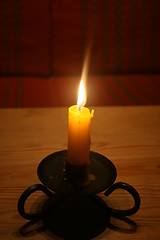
[0,0,160,76]
[0,1,160,107]
[0,75,160,107]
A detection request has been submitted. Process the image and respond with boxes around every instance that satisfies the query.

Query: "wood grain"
[0,106,160,239]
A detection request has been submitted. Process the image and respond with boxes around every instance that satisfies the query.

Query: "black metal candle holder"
[18,150,140,239]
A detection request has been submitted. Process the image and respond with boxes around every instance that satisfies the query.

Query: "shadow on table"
[18,194,137,240]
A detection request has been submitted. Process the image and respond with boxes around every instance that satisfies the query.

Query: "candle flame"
[77,80,86,109]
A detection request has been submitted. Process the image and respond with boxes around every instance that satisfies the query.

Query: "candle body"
[68,105,93,166]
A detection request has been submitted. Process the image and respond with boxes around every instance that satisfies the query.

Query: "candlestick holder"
[18,150,140,239]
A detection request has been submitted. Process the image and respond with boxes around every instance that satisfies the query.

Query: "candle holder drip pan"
[18,150,141,239]
[38,150,117,195]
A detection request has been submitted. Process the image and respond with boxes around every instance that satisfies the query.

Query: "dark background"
[0,0,160,107]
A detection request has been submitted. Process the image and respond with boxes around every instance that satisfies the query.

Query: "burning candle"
[67,80,94,166]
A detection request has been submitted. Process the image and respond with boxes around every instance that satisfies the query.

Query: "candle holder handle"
[104,182,140,216]
[17,184,53,220]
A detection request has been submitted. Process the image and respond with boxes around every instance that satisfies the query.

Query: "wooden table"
[0,106,160,240]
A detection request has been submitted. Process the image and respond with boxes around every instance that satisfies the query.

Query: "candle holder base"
[42,194,111,239]
[18,150,141,239]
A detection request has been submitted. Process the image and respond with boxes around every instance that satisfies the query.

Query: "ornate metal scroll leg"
[18,184,53,220]
[104,182,140,216]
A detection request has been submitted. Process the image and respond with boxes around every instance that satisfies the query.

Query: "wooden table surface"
[0,106,160,240]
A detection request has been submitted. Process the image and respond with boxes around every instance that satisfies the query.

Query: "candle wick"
[79,106,82,111]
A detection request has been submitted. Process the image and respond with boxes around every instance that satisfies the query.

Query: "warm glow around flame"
[77,80,86,109]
